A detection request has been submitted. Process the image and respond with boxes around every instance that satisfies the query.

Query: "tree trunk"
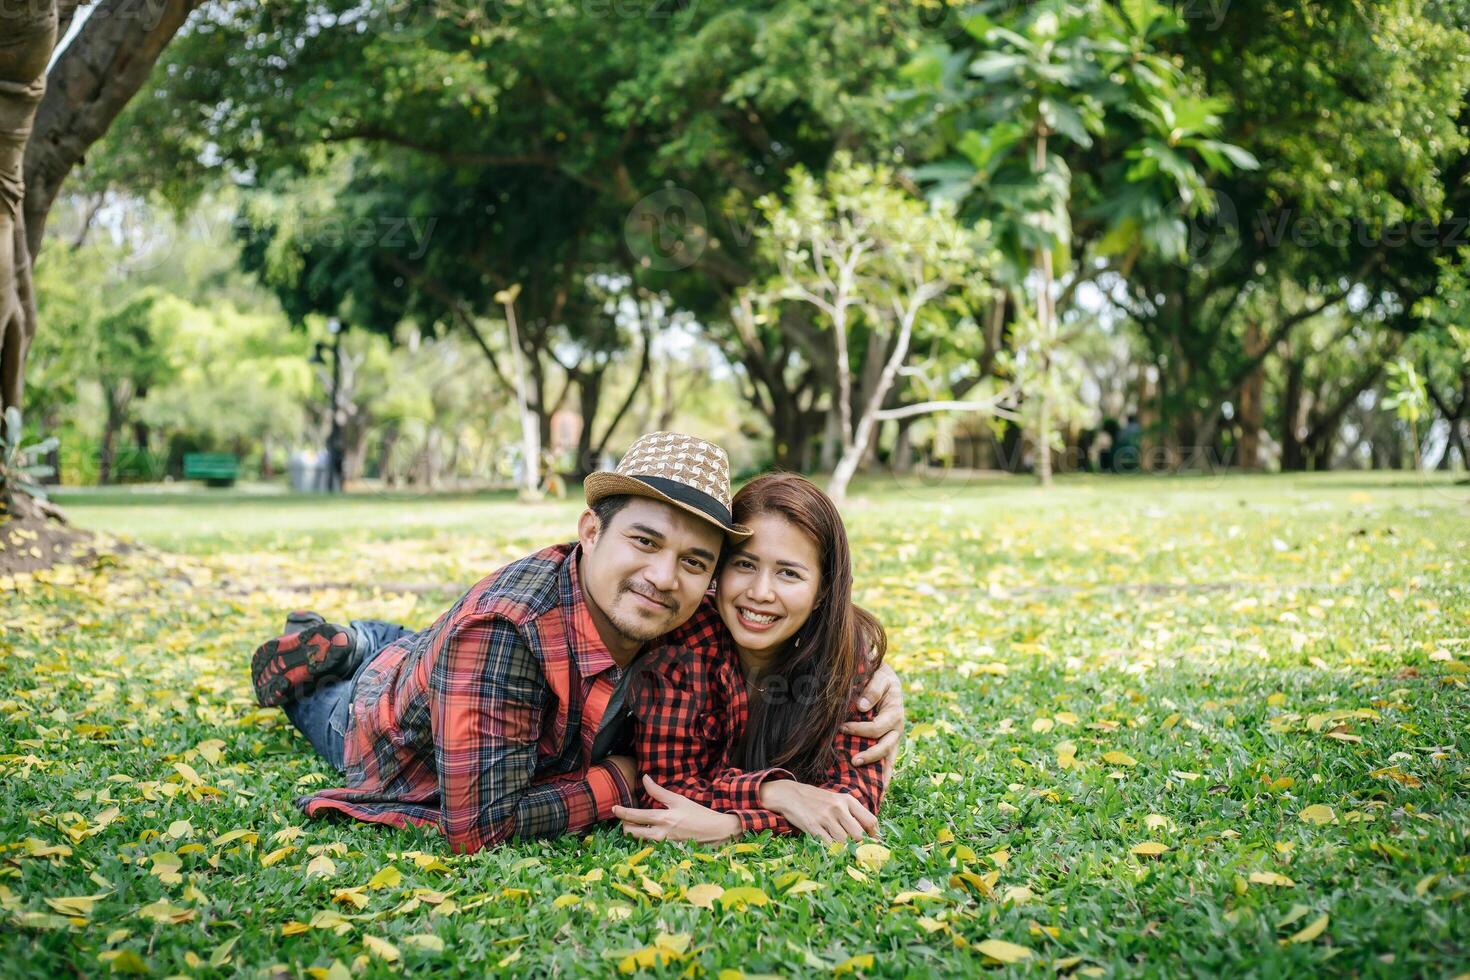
[1279,344,1307,472]
[1032,131,1054,487]
[1235,319,1266,470]
[891,418,915,474]
[0,2,54,418]
[3,0,203,420]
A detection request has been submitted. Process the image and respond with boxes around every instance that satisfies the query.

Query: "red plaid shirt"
[628,601,887,834]
[298,543,631,853]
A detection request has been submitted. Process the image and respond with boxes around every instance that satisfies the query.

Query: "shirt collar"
[563,544,618,679]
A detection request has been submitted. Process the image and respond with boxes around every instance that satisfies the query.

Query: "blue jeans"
[282,619,415,772]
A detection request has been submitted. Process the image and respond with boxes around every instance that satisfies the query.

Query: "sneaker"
[251,618,358,707]
[282,610,326,636]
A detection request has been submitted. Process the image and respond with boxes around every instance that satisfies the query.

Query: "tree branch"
[24,0,206,260]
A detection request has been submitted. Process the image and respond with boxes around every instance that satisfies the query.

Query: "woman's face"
[717,513,822,660]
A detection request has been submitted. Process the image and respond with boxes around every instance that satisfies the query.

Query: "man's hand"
[612,776,743,844]
[843,662,904,769]
[606,754,638,790]
[758,779,878,843]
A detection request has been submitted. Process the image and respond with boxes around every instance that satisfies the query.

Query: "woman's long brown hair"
[729,473,887,781]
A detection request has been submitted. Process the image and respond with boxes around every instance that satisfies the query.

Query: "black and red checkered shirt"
[298,543,631,853]
[628,602,887,834]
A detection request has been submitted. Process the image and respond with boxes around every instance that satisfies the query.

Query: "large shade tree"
[93,0,936,469]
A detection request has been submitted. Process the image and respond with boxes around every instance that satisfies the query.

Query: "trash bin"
[288,450,322,492]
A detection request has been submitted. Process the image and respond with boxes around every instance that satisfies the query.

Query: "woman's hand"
[758,780,879,842]
[613,776,743,844]
[844,661,905,771]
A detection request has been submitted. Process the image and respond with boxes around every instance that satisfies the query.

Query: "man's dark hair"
[590,494,632,530]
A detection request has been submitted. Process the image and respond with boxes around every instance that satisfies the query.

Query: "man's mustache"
[621,581,674,609]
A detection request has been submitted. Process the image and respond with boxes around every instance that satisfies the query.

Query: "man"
[250,432,902,853]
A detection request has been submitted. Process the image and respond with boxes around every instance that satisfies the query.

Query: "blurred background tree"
[6,0,1469,498]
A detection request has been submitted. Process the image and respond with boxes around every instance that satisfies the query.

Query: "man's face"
[578,498,723,657]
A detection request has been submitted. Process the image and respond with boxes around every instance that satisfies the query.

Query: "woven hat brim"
[584,472,752,543]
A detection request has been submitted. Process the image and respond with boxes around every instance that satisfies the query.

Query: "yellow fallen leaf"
[305,854,337,878]
[260,846,295,868]
[855,843,891,871]
[1031,717,1054,733]
[1298,804,1336,826]
[1276,904,1311,928]
[44,893,109,917]
[989,848,1010,867]
[1054,711,1079,726]
[1130,842,1169,857]
[950,870,998,896]
[136,899,194,925]
[1001,885,1033,904]
[1248,871,1295,887]
[891,890,945,905]
[280,921,310,936]
[719,886,769,910]
[100,951,149,974]
[685,884,724,909]
[403,934,445,953]
[976,939,1032,963]
[786,880,824,895]
[367,865,402,890]
[834,953,875,974]
[1415,874,1439,897]
[150,852,183,885]
[1056,742,1078,769]
[210,829,257,849]
[363,935,400,962]
[209,936,238,967]
[166,819,193,840]
[551,894,581,909]
[309,909,350,933]
[332,887,369,910]
[1287,913,1329,944]
[1103,751,1138,767]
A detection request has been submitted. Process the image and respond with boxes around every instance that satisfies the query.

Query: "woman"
[614,473,889,844]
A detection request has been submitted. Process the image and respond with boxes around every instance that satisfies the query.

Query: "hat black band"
[632,475,735,530]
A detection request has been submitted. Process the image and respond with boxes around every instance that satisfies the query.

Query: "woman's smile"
[735,606,783,631]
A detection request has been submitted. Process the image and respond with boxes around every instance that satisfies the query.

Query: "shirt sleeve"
[429,613,632,853]
[740,702,890,835]
[629,645,794,820]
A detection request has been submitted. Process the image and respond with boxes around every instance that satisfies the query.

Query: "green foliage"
[1383,360,1429,428]
[0,408,59,504]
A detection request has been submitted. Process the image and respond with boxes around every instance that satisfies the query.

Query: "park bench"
[183,452,240,488]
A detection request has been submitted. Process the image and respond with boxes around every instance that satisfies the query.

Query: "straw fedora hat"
[584,431,752,542]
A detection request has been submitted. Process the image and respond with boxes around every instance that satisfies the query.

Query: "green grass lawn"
[3,472,1468,977]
